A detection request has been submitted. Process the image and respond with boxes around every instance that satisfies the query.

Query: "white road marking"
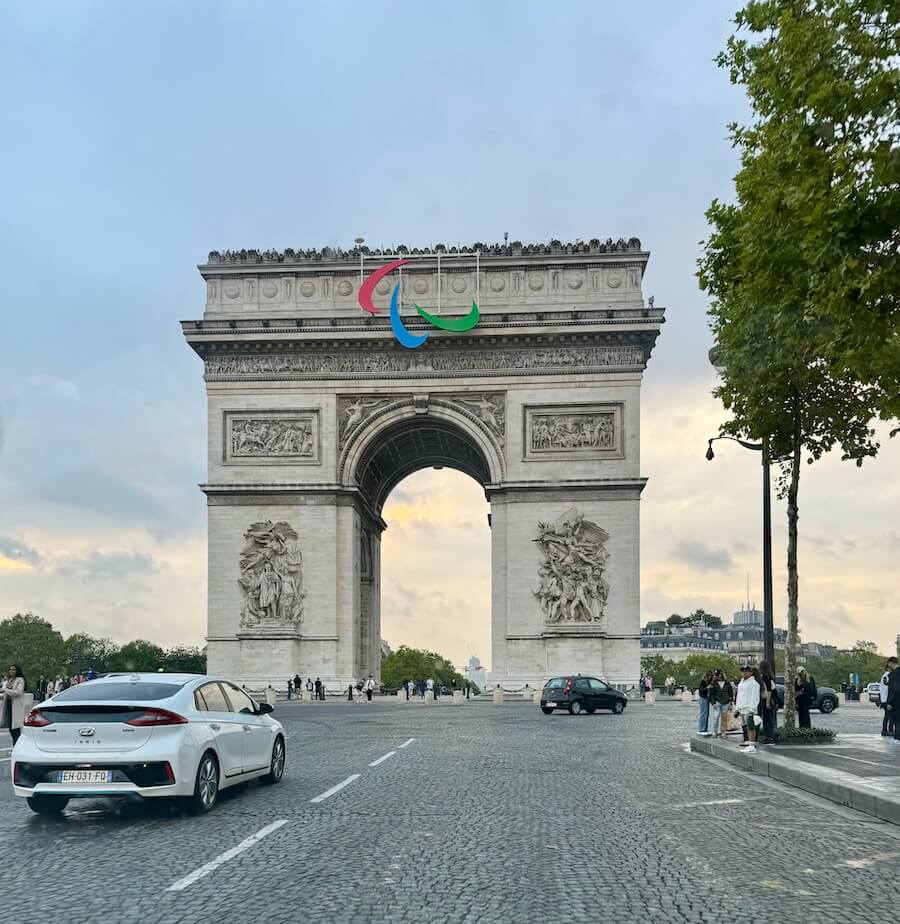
[819,751,886,767]
[399,738,416,749]
[310,773,360,803]
[166,819,288,892]
[673,798,745,808]
[369,751,396,767]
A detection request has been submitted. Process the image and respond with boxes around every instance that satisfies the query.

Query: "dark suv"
[541,676,627,716]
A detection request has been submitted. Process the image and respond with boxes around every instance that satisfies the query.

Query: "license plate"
[56,770,112,783]
[545,702,557,708]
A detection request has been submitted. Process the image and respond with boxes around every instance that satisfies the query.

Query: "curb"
[690,734,900,826]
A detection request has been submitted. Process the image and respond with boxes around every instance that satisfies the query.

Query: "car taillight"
[13,763,21,785]
[126,708,188,727]
[164,761,175,783]
[24,709,52,727]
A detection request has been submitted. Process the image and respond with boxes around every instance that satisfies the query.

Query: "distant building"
[467,655,487,690]
[640,621,727,662]
[733,604,764,627]
[798,641,837,661]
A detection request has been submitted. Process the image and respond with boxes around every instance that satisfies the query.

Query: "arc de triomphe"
[183,239,664,690]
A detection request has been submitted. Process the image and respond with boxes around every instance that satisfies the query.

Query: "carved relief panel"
[523,403,624,461]
[224,410,320,464]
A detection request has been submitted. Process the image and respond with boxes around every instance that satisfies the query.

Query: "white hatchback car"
[11,673,286,815]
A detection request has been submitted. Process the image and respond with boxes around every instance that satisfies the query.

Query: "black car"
[774,681,839,713]
[540,676,627,715]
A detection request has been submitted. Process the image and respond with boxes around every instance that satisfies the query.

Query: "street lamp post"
[707,346,775,672]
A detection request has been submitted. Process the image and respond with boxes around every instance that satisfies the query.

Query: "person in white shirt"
[364,675,375,703]
[880,657,897,737]
[735,664,761,753]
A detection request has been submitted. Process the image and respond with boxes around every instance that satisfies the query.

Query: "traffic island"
[691,733,900,826]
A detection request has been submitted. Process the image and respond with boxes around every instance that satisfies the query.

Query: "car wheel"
[819,698,835,714]
[540,707,554,715]
[612,700,625,715]
[262,735,286,785]
[188,751,219,814]
[26,795,69,816]
[569,700,583,716]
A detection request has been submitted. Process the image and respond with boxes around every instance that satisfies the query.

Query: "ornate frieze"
[238,520,306,630]
[225,411,320,464]
[524,403,624,461]
[533,508,609,626]
[206,345,644,380]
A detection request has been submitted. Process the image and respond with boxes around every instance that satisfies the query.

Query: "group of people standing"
[880,656,900,741]
[402,678,439,701]
[697,661,782,752]
[287,674,326,700]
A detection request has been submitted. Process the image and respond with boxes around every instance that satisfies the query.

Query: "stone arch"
[340,399,505,513]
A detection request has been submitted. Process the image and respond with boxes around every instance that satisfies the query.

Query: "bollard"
[837,691,845,704]
[453,690,463,705]
[396,690,405,702]
[424,690,434,704]
[493,687,504,705]
[645,690,656,704]
[532,690,542,705]
[302,689,312,703]
[265,689,278,707]
[681,689,692,706]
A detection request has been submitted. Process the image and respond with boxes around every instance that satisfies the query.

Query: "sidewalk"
[691,732,900,825]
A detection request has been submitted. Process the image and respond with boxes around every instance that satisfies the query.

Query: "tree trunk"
[782,422,802,732]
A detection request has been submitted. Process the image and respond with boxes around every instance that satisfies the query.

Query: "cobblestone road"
[1,700,895,922]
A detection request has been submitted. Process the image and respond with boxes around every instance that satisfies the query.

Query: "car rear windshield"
[51,682,182,702]
[544,678,568,688]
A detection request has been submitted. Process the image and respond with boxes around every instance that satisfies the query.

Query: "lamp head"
[705,441,715,461]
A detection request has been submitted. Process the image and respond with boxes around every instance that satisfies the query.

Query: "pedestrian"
[880,658,897,736]
[708,669,733,738]
[306,677,314,696]
[795,667,816,729]
[887,659,900,744]
[354,679,364,703]
[294,673,302,697]
[735,665,761,753]
[365,675,375,702]
[0,665,26,746]
[45,678,55,699]
[86,667,96,681]
[314,677,322,701]
[697,671,713,735]
[758,660,778,744]
[426,677,434,700]
[403,678,410,701]
[286,679,293,700]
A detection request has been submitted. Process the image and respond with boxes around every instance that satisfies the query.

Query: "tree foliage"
[0,613,65,683]
[0,614,206,689]
[641,653,743,689]
[380,645,466,690]
[699,0,898,729]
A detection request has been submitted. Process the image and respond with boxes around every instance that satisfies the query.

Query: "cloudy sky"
[2,2,897,670]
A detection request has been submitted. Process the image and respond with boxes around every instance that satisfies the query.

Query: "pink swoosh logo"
[357,258,409,314]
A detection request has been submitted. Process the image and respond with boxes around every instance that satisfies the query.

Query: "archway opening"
[380,468,491,677]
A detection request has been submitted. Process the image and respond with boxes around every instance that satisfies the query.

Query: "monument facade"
[183,239,664,689]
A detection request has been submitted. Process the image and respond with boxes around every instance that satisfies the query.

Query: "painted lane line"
[166,818,288,892]
[819,751,887,768]
[310,773,360,803]
[398,738,416,749]
[673,798,745,808]
[369,751,397,767]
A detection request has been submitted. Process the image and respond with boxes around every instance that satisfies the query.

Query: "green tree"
[63,633,119,675]
[666,614,684,627]
[380,645,465,690]
[698,1,897,729]
[108,640,166,673]
[161,646,207,673]
[0,613,65,688]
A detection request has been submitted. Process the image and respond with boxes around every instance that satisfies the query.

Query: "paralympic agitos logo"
[357,258,480,349]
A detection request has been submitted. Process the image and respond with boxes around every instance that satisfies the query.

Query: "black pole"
[762,440,775,670]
